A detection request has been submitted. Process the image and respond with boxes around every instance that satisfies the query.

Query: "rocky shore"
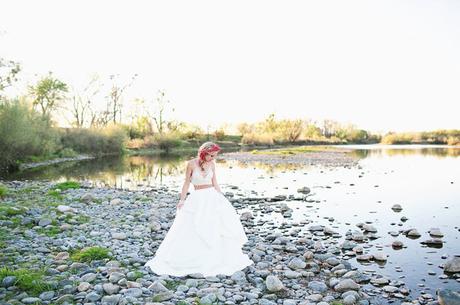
[219,150,359,167]
[0,180,458,305]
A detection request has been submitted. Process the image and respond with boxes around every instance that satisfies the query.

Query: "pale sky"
[1,0,459,133]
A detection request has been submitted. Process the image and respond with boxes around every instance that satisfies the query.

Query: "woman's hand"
[176,199,185,210]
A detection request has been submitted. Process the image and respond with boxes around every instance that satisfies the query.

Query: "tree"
[106,73,137,124]
[29,72,68,117]
[279,119,304,142]
[0,58,21,99]
[152,89,175,134]
[68,75,102,128]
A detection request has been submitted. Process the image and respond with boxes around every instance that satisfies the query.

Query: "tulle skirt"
[145,187,254,277]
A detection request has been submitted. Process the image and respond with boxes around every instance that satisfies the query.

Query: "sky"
[1,0,459,134]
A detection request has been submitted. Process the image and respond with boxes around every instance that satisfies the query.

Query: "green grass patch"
[0,205,26,216]
[0,267,52,296]
[36,226,61,237]
[47,189,63,199]
[164,279,182,290]
[71,246,111,262]
[0,184,8,198]
[53,181,80,191]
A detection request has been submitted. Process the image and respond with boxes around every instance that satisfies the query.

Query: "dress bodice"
[190,166,214,185]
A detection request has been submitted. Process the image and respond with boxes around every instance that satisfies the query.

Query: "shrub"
[154,133,183,153]
[241,132,274,145]
[0,99,60,172]
[59,124,127,155]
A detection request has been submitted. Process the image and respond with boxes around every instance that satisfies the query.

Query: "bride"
[145,142,254,277]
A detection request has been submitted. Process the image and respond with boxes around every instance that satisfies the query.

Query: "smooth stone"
[22,297,42,304]
[334,279,360,292]
[438,289,460,305]
[444,257,460,273]
[265,275,285,292]
[101,294,121,305]
[103,283,120,295]
[308,281,328,293]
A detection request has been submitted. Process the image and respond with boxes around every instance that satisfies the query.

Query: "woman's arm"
[211,162,223,194]
[177,161,193,208]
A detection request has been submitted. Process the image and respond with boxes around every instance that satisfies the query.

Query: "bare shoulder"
[187,159,196,169]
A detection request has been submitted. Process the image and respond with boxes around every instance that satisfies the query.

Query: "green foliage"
[154,133,183,153]
[71,246,111,262]
[59,124,127,155]
[0,184,8,198]
[0,99,60,172]
[58,147,78,158]
[241,133,274,145]
[381,130,460,145]
[54,181,80,190]
[0,267,52,296]
[0,58,21,95]
[28,72,68,116]
[213,128,226,141]
[0,205,25,216]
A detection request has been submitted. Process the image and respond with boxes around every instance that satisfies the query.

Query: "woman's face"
[205,151,218,162]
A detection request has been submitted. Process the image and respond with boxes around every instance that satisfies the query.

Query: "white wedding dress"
[145,165,254,277]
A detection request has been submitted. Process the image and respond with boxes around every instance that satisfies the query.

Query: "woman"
[145,142,254,277]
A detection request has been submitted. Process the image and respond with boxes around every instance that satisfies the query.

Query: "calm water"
[3,144,460,297]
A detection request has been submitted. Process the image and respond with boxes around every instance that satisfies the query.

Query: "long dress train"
[145,187,254,277]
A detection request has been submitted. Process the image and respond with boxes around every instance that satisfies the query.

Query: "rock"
[308,281,328,293]
[284,270,301,279]
[391,204,403,211]
[407,229,421,238]
[112,232,127,240]
[201,293,217,304]
[101,294,121,305]
[124,287,142,298]
[39,291,55,301]
[392,240,404,248]
[437,289,460,305]
[356,254,373,261]
[383,285,398,293]
[110,198,123,205]
[303,251,314,260]
[103,283,120,294]
[109,271,125,283]
[22,297,42,304]
[265,275,285,292]
[57,205,75,213]
[240,211,254,221]
[81,193,95,203]
[297,186,311,194]
[2,276,16,287]
[334,279,360,292]
[148,280,170,292]
[362,224,377,233]
[77,281,91,292]
[38,218,52,226]
[421,238,443,246]
[288,257,306,269]
[80,272,97,282]
[444,257,460,273]
[85,292,102,302]
[344,294,357,304]
[151,291,174,301]
[373,252,388,261]
[429,228,444,237]
[231,271,247,284]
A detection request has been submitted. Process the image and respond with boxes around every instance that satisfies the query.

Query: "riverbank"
[1,180,458,305]
[220,146,360,167]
